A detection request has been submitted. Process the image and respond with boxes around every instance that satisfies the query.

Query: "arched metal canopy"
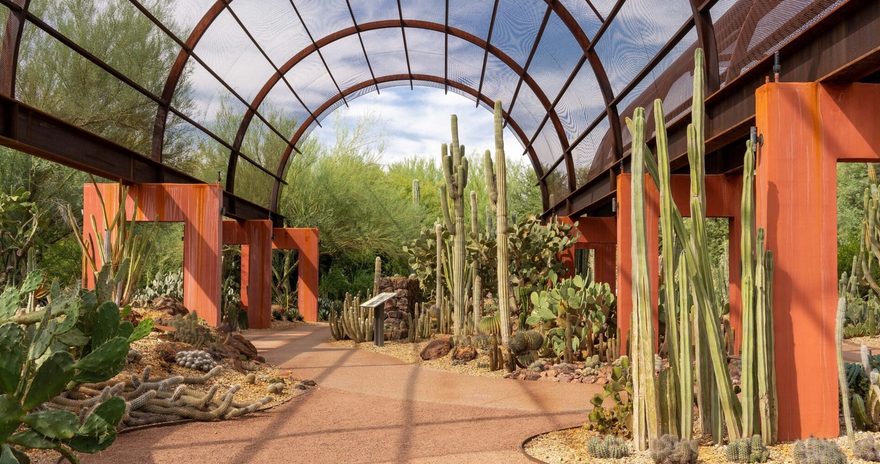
[0,0,876,221]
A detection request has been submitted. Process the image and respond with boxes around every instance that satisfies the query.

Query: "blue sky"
[311,86,525,167]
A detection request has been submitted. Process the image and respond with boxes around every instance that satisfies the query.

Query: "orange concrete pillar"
[223,220,273,329]
[594,244,617,292]
[273,228,319,322]
[559,217,616,288]
[83,183,223,326]
[755,82,880,440]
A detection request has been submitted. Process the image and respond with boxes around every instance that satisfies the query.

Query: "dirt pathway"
[86,324,598,464]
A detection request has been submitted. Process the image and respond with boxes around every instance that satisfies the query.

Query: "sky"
[309,86,525,167]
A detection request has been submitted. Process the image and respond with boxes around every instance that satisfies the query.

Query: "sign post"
[360,292,396,347]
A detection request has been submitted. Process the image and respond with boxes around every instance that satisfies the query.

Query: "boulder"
[420,338,452,360]
[451,345,477,363]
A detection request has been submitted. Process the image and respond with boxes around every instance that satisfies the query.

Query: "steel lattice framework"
[0,0,878,222]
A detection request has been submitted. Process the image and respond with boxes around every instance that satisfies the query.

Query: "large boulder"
[420,338,452,360]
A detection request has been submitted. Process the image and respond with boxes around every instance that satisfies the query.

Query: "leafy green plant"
[0,273,152,463]
[587,356,633,437]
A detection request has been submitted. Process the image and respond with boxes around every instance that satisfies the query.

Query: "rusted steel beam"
[444,0,449,94]
[690,0,721,92]
[345,0,380,94]
[0,0,285,184]
[0,0,28,98]
[545,0,880,218]
[0,95,281,223]
[233,19,567,201]
[475,0,500,107]
[396,0,413,89]
[268,73,549,212]
[288,0,348,106]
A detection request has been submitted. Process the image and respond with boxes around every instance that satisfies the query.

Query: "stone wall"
[378,276,421,341]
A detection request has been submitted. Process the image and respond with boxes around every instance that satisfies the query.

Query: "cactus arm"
[490,101,513,370]
[741,136,757,437]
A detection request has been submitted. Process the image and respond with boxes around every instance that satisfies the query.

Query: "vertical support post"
[753,82,880,440]
[374,303,385,347]
[594,243,617,292]
[240,220,272,329]
[272,227,320,322]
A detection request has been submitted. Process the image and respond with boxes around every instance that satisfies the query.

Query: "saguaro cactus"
[439,115,470,341]
[485,100,513,370]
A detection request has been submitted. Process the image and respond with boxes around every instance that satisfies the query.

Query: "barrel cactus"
[792,438,846,464]
[855,434,880,461]
[175,350,217,372]
[650,434,698,464]
[725,435,769,463]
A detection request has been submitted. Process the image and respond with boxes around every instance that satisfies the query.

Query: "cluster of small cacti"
[328,293,374,342]
[508,330,543,367]
[725,435,770,463]
[170,311,216,347]
[855,434,880,461]
[175,350,217,372]
[586,435,630,459]
[791,438,846,464]
[407,303,432,343]
[649,435,698,464]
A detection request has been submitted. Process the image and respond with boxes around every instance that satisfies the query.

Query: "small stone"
[557,373,574,383]
[301,379,317,387]
[245,373,256,384]
[127,349,142,363]
[524,372,541,381]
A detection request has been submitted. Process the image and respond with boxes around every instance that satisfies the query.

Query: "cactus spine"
[629,106,660,450]
[484,101,512,371]
[439,115,469,341]
[470,190,482,333]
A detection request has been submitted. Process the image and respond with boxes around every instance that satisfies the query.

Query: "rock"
[451,345,477,363]
[267,383,285,394]
[558,373,574,383]
[524,372,541,381]
[585,375,599,384]
[301,379,317,387]
[221,332,259,360]
[556,362,576,374]
[294,383,309,390]
[596,376,607,385]
[245,373,256,384]
[420,338,452,360]
[152,296,189,316]
[154,342,190,364]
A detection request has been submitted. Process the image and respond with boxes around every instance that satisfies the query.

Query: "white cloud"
[312,86,526,167]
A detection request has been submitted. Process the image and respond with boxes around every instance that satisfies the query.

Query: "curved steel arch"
[266,73,550,213]
[227,19,573,200]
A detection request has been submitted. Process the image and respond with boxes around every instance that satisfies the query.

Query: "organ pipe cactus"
[740,134,757,438]
[485,100,513,370]
[470,191,482,334]
[629,106,660,450]
[412,179,420,206]
[439,114,470,341]
[338,293,373,343]
[837,296,855,444]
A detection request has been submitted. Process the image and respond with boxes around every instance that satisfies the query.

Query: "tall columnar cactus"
[755,232,777,444]
[630,106,660,450]
[677,252,694,439]
[626,49,744,443]
[412,179,420,206]
[373,256,382,297]
[741,135,757,437]
[439,115,469,341]
[836,296,855,444]
[655,97,680,438]
[484,100,512,370]
[470,191,482,333]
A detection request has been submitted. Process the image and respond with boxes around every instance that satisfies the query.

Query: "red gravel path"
[86,324,599,464]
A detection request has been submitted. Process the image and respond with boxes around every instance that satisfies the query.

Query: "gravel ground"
[847,336,880,351]
[330,338,508,378]
[524,426,880,463]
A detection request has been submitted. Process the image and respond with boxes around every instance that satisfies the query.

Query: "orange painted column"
[273,228,319,322]
[83,183,223,326]
[755,82,880,440]
[223,220,273,329]
[559,217,616,290]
